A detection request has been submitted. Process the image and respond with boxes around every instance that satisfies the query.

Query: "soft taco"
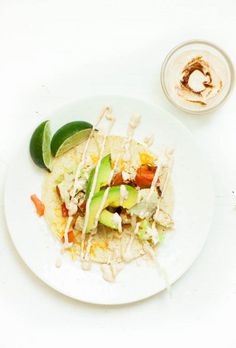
[41,111,174,281]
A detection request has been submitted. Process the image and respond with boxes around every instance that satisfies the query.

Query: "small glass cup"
[161,40,234,114]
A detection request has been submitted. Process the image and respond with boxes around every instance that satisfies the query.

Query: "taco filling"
[42,107,174,282]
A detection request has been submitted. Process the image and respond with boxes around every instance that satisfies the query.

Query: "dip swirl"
[177,56,222,105]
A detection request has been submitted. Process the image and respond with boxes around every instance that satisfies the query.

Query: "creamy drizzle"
[71,106,111,199]
[120,185,129,206]
[81,113,116,257]
[143,242,170,292]
[62,217,73,248]
[127,113,141,137]
[112,212,122,232]
[62,106,111,245]
[144,134,155,147]
[122,234,135,261]
[154,148,174,220]
[122,171,130,181]
[82,116,115,234]
[146,162,162,202]
[101,261,124,282]
[81,259,91,271]
[137,149,174,291]
[101,264,114,282]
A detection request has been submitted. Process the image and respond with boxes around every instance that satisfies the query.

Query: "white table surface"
[0,0,236,347]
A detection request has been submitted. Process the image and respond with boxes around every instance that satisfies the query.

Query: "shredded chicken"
[75,215,85,231]
[120,211,132,224]
[154,209,173,228]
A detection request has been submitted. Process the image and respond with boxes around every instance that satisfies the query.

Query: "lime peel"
[55,128,92,157]
[51,121,93,157]
[30,120,52,172]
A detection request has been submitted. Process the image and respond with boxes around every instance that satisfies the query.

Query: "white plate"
[4,96,214,305]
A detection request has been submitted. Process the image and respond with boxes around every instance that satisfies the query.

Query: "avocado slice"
[86,185,138,232]
[99,210,121,230]
[86,154,112,199]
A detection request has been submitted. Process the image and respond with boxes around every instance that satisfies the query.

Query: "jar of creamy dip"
[161,40,234,114]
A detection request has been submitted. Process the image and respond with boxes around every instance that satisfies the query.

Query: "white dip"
[163,46,232,113]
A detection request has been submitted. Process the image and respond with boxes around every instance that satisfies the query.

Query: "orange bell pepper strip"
[31,194,45,216]
[61,230,76,244]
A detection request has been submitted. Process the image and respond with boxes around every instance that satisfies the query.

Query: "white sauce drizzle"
[62,106,111,246]
[146,161,162,202]
[101,264,114,282]
[122,233,135,261]
[112,212,122,232]
[83,229,97,265]
[135,148,174,291]
[127,113,141,137]
[154,148,174,220]
[120,185,129,206]
[62,218,73,248]
[143,242,170,292]
[80,113,116,259]
[144,134,155,147]
[122,170,130,181]
[82,116,115,235]
[81,259,91,271]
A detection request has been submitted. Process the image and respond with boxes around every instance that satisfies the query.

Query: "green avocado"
[99,209,119,230]
[86,154,112,199]
[86,185,138,232]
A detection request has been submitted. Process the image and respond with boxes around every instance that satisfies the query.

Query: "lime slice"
[30,120,52,171]
[51,121,92,157]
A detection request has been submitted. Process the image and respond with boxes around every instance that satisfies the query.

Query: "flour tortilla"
[42,134,174,264]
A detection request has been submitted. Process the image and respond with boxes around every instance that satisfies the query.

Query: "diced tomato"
[111,172,126,186]
[61,230,75,243]
[61,202,68,217]
[31,194,45,216]
[134,165,157,188]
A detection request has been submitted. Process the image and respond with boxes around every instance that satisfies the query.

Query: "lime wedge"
[30,120,52,171]
[51,121,92,157]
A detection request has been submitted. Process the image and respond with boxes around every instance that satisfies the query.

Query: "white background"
[0,0,236,347]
